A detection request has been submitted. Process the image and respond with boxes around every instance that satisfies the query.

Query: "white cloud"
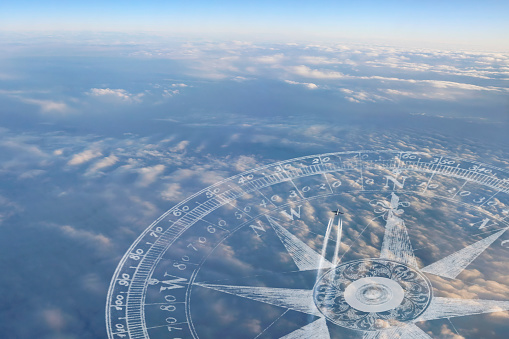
[232,155,261,172]
[163,89,180,97]
[0,90,70,113]
[20,98,69,113]
[41,308,65,331]
[284,80,318,89]
[252,53,285,64]
[170,140,190,152]
[0,139,47,158]
[291,65,345,79]
[67,149,103,165]
[86,154,119,174]
[137,164,165,187]
[161,182,184,201]
[18,169,46,179]
[339,88,389,103]
[58,224,111,247]
[87,88,144,103]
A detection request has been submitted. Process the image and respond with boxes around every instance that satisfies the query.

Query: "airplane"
[332,209,344,215]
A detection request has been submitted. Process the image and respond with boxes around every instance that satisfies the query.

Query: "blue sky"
[1,1,508,50]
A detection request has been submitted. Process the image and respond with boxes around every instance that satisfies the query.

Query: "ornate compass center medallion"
[346,277,402,309]
[313,259,432,331]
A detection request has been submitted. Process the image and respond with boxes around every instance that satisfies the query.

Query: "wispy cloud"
[339,88,389,103]
[86,154,119,175]
[0,90,70,113]
[137,164,165,187]
[87,88,144,103]
[68,149,103,166]
[284,80,318,89]
[291,65,345,79]
[19,98,69,113]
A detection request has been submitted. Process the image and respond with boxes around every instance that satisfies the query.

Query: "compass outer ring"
[106,151,509,339]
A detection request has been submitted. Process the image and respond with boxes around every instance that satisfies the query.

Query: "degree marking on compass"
[227,200,252,219]
[142,301,185,306]
[287,177,305,199]
[422,171,437,193]
[144,322,188,331]
[451,180,468,199]
[321,172,333,193]
[200,218,230,233]
[480,189,501,207]
[256,189,278,207]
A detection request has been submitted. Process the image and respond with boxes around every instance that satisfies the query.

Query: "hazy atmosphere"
[1,2,508,339]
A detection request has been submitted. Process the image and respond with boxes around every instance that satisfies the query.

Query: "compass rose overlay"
[106,151,509,339]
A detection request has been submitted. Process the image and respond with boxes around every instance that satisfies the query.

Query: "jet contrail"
[320,217,333,261]
[332,217,343,266]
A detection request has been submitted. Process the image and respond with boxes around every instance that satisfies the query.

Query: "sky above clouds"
[1,1,509,51]
[0,1,509,338]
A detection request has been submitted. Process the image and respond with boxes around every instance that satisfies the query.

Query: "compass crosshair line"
[195,193,509,338]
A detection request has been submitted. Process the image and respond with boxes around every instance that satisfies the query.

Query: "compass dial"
[106,151,509,338]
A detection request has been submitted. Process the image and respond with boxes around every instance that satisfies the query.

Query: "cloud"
[137,164,165,187]
[0,138,47,158]
[20,98,69,113]
[163,89,180,97]
[67,149,103,165]
[339,88,389,103]
[18,169,46,179]
[58,224,111,247]
[170,140,190,152]
[0,90,69,113]
[87,88,144,103]
[284,80,318,89]
[252,53,285,64]
[86,154,119,175]
[291,65,345,79]
[41,308,66,331]
[161,182,185,201]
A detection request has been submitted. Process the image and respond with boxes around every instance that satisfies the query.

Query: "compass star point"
[194,282,321,316]
[421,228,508,279]
[415,297,509,322]
[378,193,418,267]
[266,215,334,271]
[280,317,330,339]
